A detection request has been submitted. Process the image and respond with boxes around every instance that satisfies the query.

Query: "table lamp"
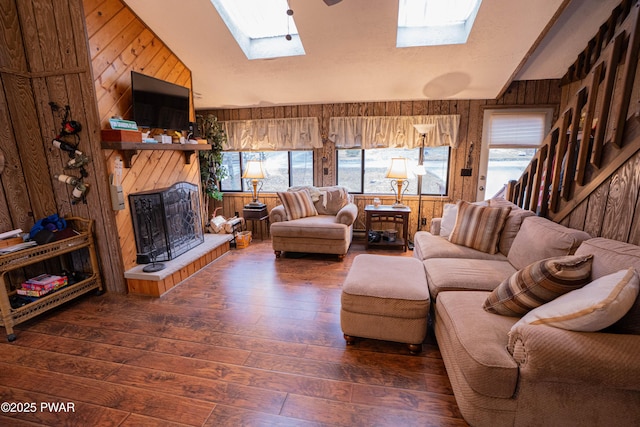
[385,157,409,208]
[242,160,266,208]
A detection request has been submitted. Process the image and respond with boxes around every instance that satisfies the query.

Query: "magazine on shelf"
[0,241,37,254]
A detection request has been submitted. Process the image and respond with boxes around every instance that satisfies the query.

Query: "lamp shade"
[413,164,427,176]
[242,160,265,179]
[413,123,435,135]
[385,157,409,179]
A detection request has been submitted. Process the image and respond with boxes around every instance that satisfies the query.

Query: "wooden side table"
[365,205,411,252]
[243,205,269,240]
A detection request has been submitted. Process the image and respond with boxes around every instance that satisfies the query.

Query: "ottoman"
[340,254,430,354]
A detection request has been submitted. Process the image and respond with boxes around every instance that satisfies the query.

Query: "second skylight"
[397,0,482,47]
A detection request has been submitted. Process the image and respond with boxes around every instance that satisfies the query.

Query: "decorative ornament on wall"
[49,102,90,204]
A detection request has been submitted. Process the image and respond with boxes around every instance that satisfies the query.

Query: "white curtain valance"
[222,117,322,151]
[329,115,461,149]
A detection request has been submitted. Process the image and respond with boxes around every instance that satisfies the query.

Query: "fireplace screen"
[129,182,203,264]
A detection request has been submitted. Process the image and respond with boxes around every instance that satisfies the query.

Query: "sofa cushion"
[342,255,429,319]
[449,201,511,254]
[440,203,458,238]
[575,238,640,335]
[413,232,508,262]
[278,189,318,220]
[488,198,536,256]
[507,216,592,270]
[270,215,348,240]
[425,259,516,299]
[315,186,349,215]
[483,254,594,317]
[435,291,519,398]
[511,268,639,332]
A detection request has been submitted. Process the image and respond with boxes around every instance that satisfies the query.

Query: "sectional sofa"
[413,198,640,427]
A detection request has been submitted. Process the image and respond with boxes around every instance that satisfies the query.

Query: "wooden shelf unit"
[101,141,212,167]
[0,217,103,341]
[365,205,411,252]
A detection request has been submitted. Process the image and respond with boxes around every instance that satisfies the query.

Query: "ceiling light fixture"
[286,3,293,41]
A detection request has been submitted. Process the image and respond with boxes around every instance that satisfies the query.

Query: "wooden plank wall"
[0,0,125,293]
[82,0,199,271]
[199,79,561,240]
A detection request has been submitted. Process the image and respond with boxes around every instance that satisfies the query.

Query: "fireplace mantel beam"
[100,141,213,167]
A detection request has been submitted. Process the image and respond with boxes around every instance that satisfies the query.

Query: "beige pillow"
[439,201,489,238]
[483,254,593,316]
[510,268,640,332]
[507,216,592,270]
[439,203,458,237]
[315,186,349,215]
[449,201,511,254]
[277,189,318,220]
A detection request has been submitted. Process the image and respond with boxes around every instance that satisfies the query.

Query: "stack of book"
[17,274,68,297]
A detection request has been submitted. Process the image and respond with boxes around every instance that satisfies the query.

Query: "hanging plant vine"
[197,114,228,223]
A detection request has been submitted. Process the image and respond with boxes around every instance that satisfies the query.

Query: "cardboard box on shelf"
[101,129,142,143]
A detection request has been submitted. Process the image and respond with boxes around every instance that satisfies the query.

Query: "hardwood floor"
[0,238,469,426]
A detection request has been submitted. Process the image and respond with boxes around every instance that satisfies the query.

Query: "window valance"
[329,115,460,149]
[222,117,322,151]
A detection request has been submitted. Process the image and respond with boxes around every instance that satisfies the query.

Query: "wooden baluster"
[576,63,603,185]
[592,32,624,167]
[519,171,529,208]
[549,111,571,213]
[611,3,640,148]
[540,129,559,218]
[529,144,547,212]
[524,157,538,211]
[561,91,586,201]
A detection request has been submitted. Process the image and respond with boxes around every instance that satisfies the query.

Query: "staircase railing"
[507,0,640,223]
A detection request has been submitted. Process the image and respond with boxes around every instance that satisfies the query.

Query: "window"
[220,151,314,192]
[397,0,482,47]
[337,147,450,195]
[210,0,305,60]
[478,109,553,200]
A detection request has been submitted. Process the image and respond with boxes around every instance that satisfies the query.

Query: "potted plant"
[197,114,228,227]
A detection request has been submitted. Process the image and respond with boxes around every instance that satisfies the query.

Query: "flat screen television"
[131,71,190,131]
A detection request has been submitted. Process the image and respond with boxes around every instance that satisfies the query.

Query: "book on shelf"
[0,228,22,240]
[17,288,54,297]
[20,274,68,294]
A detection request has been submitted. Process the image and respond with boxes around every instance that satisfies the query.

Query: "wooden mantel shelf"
[101,141,212,167]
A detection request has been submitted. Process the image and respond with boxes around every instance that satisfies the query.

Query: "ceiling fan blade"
[323,0,342,5]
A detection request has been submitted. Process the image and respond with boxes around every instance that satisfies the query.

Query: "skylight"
[397,0,482,47]
[211,0,305,60]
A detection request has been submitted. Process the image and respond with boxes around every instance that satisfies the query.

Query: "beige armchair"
[269,186,358,260]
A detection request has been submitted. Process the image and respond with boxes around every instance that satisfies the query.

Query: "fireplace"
[129,182,203,264]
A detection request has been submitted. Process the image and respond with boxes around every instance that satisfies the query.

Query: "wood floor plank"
[204,404,323,427]
[0,385,128,426]
[0,364,214,425]
[244,351,430,391]
[281,393,469,427]
[22,323,252,365]
[2,239,468,426]
[0,344,121,380]
[105,364,287,415]
[122,350,354,403]
[350,383,463,418]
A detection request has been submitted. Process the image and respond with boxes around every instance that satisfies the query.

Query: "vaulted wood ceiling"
[123,0,620,109]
